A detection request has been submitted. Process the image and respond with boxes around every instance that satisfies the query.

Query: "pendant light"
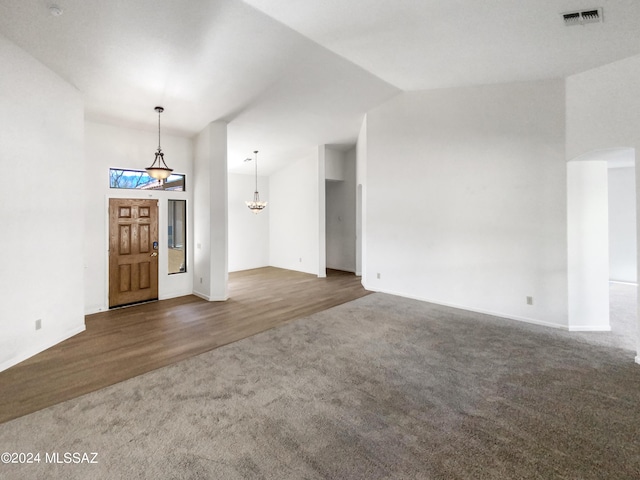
[245,150,267,214]
[146,106,173,180]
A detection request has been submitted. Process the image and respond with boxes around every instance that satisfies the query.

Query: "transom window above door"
[110,168,185,191]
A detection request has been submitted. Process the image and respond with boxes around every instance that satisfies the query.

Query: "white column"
[635,152,640,364]
[567,160,610,331]
[356,116,367,283]
[193,121,228,301]
[318,145,326,277]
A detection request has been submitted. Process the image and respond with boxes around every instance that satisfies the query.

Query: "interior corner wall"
[228,173,270,272]
[365,79,568,328]
[83,121,194,314]
[0,34,85,371]
[608,166,637,283]
[269,149,321,275]
[326,147,357,272]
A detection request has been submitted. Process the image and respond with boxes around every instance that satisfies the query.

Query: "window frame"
[109,168,186,192]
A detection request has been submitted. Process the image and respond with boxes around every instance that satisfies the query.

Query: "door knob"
[150,252,158,257]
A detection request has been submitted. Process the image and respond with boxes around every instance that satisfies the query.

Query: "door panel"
[109,198,159,308]
[119,225,131,254]
[140,225,150,253]
[139,262,150,289]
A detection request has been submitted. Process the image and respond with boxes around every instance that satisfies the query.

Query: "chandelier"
[146,106,173,180]
[245,150,267,214]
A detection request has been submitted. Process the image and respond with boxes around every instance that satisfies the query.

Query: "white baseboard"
[193,291,211,301]
[85,305,107,315]
[192,291,228,302]
[0,324,86,373]
[326,267,356,274]
[363,284,568,330]
[568,325,612,332]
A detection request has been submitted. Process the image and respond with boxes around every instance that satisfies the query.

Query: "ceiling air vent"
[562,8,602,26]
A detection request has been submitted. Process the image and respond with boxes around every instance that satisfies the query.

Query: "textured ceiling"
[0,0,638,174]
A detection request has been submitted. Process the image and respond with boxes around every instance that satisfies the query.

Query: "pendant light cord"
[254,151,258,192]
[158,109,162,151]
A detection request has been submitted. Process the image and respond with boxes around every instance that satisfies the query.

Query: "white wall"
[566,54,640,161]
[0,34,85,371]
[269,149,322,275]
[325,148,346,181]
[567,160,610,331]
[84,122,193,314]
[609,166,637,283]
[326,147,356,272]
[228,173,270,272]
[365,80,568,328]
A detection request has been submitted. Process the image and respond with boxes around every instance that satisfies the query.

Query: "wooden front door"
[109,198,159,308]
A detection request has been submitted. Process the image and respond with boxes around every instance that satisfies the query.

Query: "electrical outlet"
[200,277,203,284]
[377,273,381,279]
[35,319,42,330]
[299,257,302,262]
[526,296,533,305]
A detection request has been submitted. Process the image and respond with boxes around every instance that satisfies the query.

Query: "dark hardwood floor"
[0,267,371,424]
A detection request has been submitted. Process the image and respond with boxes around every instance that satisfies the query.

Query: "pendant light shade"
[146,106,173,180]
[245,150,267,214]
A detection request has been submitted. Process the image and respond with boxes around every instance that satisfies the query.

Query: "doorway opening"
[608,152,637,351]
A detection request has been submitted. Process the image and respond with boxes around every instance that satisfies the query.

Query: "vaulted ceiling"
[0,0,639,174]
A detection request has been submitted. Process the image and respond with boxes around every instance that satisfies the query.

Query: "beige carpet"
[0,291,638,479]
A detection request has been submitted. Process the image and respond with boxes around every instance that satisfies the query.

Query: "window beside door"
[168,199,186,274]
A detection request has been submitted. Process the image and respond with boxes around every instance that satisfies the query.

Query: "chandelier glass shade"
[245,150,267,214]
[146,106,173,180]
